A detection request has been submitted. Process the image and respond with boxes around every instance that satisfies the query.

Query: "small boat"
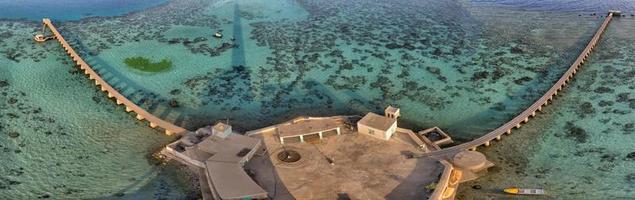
[504,187,545,195]
[213,31,223,38]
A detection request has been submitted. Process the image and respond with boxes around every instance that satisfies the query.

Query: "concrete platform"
[247,124,444,200]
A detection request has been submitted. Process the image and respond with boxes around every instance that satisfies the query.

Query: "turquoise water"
[0,0,168,21]
[0,0,633,199]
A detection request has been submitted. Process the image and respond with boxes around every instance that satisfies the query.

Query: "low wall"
[164,143,205,168]
[430,160,457,200]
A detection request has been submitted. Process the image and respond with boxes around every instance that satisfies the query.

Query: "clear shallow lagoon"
[0,0,633,199]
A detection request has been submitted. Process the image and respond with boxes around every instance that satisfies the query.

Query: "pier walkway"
[42,18,188,135]
[418,12,617,159]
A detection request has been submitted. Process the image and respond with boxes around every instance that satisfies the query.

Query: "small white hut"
[357,106,400,140]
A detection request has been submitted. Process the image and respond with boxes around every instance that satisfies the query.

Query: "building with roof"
[357,107,399,140]
[277,118,341,144]
[165,122,267,200]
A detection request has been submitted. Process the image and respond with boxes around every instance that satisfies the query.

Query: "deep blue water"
[2,0,633,22]
[472,0,635,12]
[0,0,167,21]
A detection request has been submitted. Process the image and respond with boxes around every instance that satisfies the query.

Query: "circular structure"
[452,151,487,171]
[277,150,302,163]
[34,34,47,42]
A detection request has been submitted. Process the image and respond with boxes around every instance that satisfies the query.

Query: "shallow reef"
[1,0,634,199]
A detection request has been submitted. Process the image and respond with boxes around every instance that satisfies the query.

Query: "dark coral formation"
[564,122,589,143]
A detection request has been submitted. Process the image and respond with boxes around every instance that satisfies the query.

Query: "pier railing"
[43,18,187,135]
[419,12,616,158]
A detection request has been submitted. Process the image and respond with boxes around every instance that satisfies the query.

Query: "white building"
[357,106,400,140]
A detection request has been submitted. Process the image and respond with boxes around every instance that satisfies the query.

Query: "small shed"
[357,112,397,140]
[213,122,232,138]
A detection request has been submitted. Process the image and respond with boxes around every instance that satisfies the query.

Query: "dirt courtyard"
[246,125,444,200]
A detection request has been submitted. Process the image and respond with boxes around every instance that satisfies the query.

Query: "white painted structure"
[385,106,400,119]
[212,122,232,138]
[357,112,397,140]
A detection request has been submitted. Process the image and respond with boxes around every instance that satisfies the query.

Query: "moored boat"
[213,31,223,38]
[504,187,545,195]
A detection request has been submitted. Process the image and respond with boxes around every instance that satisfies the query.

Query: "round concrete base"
[452,151,487,171]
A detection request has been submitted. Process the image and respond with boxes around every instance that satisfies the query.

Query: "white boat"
[213,31,223,38]
[504,187,545,195]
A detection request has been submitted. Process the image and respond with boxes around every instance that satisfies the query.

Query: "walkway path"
[42,18,188,135]
[418,12,617,159]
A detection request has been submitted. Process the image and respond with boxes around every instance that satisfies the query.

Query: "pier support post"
[469,147,476,151]
[531,111,536,117]
[484,141,490,147]
[165,130,173,135]
[515,124,521,129]
[300,135,305,143]
[523,117,529,123]
[496,135,501,140]
[116,99,123,105]
[125,107,132,112]
[136,114,145,120]
[150,123,158,128]
[506,129,511,135]
[319,132,323,139]
[107,93,114,98]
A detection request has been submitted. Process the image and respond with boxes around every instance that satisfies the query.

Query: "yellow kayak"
[504,187,545,195]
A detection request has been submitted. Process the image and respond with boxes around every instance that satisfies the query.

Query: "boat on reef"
[213,31,223,38]
[504,187,545,195]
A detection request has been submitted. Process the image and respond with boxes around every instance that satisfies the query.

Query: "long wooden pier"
[42,18,188,135]
[419,12,617,159]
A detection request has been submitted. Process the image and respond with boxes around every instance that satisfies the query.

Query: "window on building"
[368,129,375,135]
